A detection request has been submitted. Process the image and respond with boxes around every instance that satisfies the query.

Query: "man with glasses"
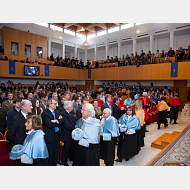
[41,98,62,166]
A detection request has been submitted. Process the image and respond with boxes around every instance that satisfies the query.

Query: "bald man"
[100,108,120,166]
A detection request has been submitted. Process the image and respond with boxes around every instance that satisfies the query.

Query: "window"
[64,29,75,36]
[34,23,49,28]
[121,23,134,30]
[76,33,86,39]
[25,44,31,57]
[108,26,119,33]
[50,24,63,32]
[36,47,42,59]
[87,34,96,39]
[136,23,145,26]
[11,42,18,55]
[97,30,107,37]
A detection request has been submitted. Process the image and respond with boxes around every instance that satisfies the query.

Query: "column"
[133,38,136,54]
[106,41,109,59]
[62,40,65,58]
[150,35,154,53]
[74,44,77,58]
[118,40,121,58]
[94,44,97,61]
[84,49,87,65]
[47,38,51,57]
[170,31,174,49]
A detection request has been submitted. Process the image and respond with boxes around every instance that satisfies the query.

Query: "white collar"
[26,129,34,135]
[82,117,92,122]
[105,115,111,121]
[21,111,28,119]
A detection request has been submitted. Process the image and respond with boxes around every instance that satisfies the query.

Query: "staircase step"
[151,131,180,150]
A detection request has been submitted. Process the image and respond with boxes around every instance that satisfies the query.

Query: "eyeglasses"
[51,103,57,105]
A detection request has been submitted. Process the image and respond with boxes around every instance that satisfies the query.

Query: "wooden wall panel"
[88,62,190,81]
[2,26,47,62]
[0,61,86,80]
[174,80,188,111]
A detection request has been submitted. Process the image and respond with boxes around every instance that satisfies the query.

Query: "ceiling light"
[85,43,87,45]
[81,27,85,31]
[59,36,62,39]
[136,29,140,33]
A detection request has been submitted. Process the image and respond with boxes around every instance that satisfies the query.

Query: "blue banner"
[171,62,178,77]
[9,61,15,74]
[88,69,91,79]
[45,65,49,76]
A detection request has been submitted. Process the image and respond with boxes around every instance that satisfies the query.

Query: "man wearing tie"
[101,94,113,114]
[58,101,77,166]
[41,98,61,166]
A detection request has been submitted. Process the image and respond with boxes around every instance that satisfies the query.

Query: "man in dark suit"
[101,94,113,114]
[58,101,76,166]
[7,100,33,165]
[112,97,124,120]
[41,98,61,166]
[168,47,175,57]
[57,95,66,112]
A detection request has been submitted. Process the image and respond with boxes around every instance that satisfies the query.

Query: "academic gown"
[100,116,120,166]
[22,130,49,166]
[157,101,169,126]
[73,117,100,166]
[117,114,141,159]
[168,97,181,122]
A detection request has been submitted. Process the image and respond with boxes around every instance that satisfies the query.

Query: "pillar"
[62,40,65,58]
[170,31,174,49]
[150,35,154,53]
[133,38,136,54]
[118,40,121,58]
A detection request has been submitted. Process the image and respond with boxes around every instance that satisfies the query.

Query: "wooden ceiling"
[49,23,126,36]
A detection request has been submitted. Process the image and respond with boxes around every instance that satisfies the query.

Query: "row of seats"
[0,130,17,166]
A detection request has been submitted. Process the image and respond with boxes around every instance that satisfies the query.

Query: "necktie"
[108,103,111,110]
[52,111,59,132]
[26,114,28,118]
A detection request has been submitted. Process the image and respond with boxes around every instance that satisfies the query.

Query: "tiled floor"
[65,112,190,166]
[101,112,190,166]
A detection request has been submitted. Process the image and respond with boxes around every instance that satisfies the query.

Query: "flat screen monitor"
[24,65,40,76]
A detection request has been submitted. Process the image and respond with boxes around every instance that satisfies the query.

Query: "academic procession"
[0,23,190,166]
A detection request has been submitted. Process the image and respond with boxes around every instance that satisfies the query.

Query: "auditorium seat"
[43,63,46,65]
[19,60,25,63]
[13,59,18,62]
[0,132,4,140]
[0,140,17,166]
[3,129,8,140]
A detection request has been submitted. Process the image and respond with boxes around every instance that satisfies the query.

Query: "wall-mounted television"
[24,65,40,76]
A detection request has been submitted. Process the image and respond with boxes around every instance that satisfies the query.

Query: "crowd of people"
[1,46,190,69]
[0,80,181,166]
[47,53,91,69]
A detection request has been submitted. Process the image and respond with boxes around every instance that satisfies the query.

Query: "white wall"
[109,46,118,57]
[121,44,133,56]
[154,38,170,53]
[97,47,106,60]
[174,33,190,50]
[51,47,62,58]
[136,41,150,55]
